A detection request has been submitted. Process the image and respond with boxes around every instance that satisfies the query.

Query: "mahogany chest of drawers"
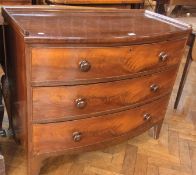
[2,6,191,175]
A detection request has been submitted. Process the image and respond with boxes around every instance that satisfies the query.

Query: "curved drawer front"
[33,96,169,155]
[33,68,177,122]
[31,39,186,85]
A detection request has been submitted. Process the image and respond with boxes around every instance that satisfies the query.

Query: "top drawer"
[31,39,186,85]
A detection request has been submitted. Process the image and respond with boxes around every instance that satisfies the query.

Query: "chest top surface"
[2,6,191,45]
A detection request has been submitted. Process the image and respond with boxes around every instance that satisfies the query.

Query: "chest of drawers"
[2,6,191,175]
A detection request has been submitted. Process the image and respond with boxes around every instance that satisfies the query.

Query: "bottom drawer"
[33,96,169,155]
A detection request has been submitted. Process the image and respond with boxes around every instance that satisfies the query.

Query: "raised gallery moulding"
[1,6,191,175]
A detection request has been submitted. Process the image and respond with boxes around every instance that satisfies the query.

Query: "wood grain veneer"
[33,68,177,122]
[31,39,186,85]
[33,96,169,155]
[1,6,191,175]
[1,7,191,45]
[0,0,31,5]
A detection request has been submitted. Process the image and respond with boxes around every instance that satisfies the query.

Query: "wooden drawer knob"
[75,98,87,109]
[79,60,91,72]
[143,113,151,121]
[73,131,82,142]
[159,52,168,62]
[150,84,159,92]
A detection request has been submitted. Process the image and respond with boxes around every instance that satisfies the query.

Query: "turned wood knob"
[159,52,168,62]
[150,84,159,92]
[73,132,82,142]
[75,98,87,109]
[79,60,91,72]
[143,113,151,121]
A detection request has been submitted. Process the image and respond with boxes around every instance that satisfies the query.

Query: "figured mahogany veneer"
[32,39,186,85]
[33,96,169,155]
[2,6,191,175]
[0,0,31,5]
[33,68,177,122]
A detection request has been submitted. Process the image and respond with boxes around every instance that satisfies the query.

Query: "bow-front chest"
[2,6,191,175]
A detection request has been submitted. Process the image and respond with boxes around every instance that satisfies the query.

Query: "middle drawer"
[33,68,177,122]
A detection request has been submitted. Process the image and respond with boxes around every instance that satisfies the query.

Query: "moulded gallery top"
[2,6,192,45]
